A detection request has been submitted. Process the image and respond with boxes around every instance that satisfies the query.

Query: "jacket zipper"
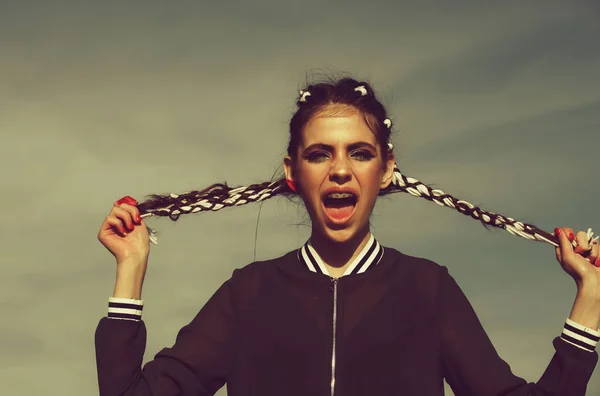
[330,277,339,396]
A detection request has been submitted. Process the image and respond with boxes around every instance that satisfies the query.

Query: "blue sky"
[1,1,599,394]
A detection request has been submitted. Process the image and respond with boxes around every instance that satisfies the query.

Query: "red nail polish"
[554,228,562,236]
[569,232,575,241]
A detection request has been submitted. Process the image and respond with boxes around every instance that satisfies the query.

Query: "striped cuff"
[107,297,144,321]
[560,318,600,352]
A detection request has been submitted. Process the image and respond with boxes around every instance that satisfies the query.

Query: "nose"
[329,158,352,184]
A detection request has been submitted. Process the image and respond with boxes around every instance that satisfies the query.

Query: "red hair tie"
[286,179,296,193]
[117,195,138,206]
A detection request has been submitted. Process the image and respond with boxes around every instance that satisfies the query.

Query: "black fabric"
[95,247,598,396]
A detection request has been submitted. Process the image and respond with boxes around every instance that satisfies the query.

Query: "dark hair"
[136,76,560,249]
[287,77,392,164]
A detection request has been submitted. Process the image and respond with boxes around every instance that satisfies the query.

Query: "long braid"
[137,180,288,244]
[383,165,560,246]
[138,180,287,220]
[135,77,594,250]
[136,167,569,249]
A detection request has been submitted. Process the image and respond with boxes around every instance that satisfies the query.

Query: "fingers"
[574,231,590,255]
[583,229,599,265]
[571,230,600,264]
[555,228,574,263]
[115,195,138,207]
[555,245,562,264]
[114,206,141,230]
[564,227,575,242]
[113,197,142,221]
[555,227,600,267]
[586,237,599,266]
[106,215,129,237]
[104,198,143,237]
[114,203,141,223]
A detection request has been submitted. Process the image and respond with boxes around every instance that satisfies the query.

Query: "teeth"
[327,192,354,199]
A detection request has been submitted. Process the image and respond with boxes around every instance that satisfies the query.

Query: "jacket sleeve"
[437,266,598,396]
[94,270,240,396]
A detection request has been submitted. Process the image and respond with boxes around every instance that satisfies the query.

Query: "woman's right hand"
[98,196,150,267]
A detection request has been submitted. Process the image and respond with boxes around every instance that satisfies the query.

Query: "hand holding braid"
[555,228,600,290]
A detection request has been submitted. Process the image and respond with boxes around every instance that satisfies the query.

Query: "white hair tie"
[387,142,394,150]
[299,90,311,102]
[383,118,392,128]
[354,86,367,96]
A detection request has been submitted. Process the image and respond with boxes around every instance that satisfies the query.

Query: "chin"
[317,219,366,245]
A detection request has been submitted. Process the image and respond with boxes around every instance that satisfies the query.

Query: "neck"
[310,226,372,275]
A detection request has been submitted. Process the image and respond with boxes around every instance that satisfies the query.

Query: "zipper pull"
[330,277,338,292]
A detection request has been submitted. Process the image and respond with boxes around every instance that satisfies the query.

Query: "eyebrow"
[303,142,378,152]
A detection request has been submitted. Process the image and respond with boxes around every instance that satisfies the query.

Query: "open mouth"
[322,192,358,223]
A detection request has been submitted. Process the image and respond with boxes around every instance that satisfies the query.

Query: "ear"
[380,151,396,189]
[283,155,294,182]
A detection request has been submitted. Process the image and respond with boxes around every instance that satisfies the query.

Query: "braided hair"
[136,76,581,250]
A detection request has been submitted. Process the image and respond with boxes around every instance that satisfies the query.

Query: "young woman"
[95,77,600,395]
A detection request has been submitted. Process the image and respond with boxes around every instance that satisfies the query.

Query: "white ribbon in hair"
[299,90,311,102]
[354,86,367,96]
[383,118,392,128]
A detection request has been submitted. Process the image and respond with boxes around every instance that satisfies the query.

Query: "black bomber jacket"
[95,236,599,395]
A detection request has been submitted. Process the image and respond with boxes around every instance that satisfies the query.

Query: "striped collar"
[297,234,384,277]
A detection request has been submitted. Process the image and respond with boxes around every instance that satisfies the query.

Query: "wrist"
[114,265,146,300]
[570,290,600,331]
[117,255,148,269]
[113,280,143,300]
[576,281,600,302]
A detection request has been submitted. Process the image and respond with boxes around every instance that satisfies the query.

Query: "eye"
[351,150,375,161]
[305,151,330,163]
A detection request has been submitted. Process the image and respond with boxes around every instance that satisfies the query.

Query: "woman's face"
[284,106,395,244]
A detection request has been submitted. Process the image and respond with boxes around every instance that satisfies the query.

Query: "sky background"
[1,1,600,394]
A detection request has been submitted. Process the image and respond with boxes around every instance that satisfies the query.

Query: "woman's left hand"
[555,227,600,293]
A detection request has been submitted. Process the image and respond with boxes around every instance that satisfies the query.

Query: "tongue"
[325,205,354,220]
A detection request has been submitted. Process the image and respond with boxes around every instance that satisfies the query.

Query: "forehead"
[302,106,376,146]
